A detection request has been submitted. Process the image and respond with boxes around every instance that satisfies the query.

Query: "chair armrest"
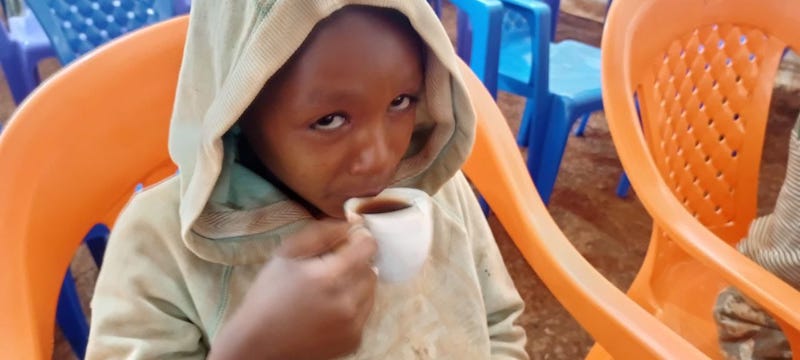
[459,60,708,359]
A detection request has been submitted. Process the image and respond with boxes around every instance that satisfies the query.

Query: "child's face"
[243,10,424,218]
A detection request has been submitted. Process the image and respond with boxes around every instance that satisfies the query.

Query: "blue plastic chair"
[25,0,175,64]
[571,0,632,198]
[0,0,186,110]
[450,0,504,96]
[455,0,605,204]
[0,6,55,105]
[173,0,189,14]
[55,224,108,359]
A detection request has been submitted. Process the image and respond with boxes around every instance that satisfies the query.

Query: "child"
[714,115,800,360]
[86,0,529,359]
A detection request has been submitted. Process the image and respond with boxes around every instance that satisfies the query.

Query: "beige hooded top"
[86,0,528,358]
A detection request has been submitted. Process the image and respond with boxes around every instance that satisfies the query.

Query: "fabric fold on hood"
[168,0,476,265]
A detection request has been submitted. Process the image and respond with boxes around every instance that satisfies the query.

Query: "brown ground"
[1,2,795,359]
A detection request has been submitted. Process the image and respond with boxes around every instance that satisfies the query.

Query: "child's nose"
[349,125,393,177]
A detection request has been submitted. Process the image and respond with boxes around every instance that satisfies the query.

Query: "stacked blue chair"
[0,6,55,105]
[0,0,188,113]
[25,0,175,64]
[449,0,504,96]
[453,0,607,204]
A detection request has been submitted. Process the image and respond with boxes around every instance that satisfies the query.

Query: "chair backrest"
[24,0,174,63]
[0,11,705,359]
[451,0,504,96]
[602,0,800,355]
[605,0,798,242]
[0,15,184,358]
[502,0,558,41]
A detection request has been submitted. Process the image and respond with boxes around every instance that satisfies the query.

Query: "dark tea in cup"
[357,198,411,214]
[344,187,433,282]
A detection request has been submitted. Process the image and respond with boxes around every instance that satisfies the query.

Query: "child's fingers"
[342,225,379,325]
[329,224,378,276]
[351,266,378,327]
[277,219,350,259]
[323,225,378,281]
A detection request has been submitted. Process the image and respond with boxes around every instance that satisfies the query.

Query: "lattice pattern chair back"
[599,0,800,357]
[501,0,559,40]
[639,24,785,244]
[25,0,174,63]
[501,8,526,35]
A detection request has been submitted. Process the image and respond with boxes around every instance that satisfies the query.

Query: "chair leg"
[517,98,539,147]
[533,103,572,204]
[56,268,89,359]
[574,112,591,136]
[429,0,442,17]
[478,195,491,216]
[84,224,109,267]
[616,172,630,197]
[522,97,553,176]
[1,51,40,104]
[455,10,472,63]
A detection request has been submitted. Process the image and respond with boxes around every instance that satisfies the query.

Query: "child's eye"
[311,114,348,131]
[389,95,418,112]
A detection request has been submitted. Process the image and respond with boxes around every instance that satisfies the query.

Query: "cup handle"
[411,196,432,218]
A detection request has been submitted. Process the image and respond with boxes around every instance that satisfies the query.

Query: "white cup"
[343,187,433,283]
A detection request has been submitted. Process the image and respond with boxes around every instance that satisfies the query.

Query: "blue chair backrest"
[24,0,174,64]
[502,0,559,41]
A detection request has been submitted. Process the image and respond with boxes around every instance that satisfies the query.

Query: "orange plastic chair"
[0,12,703,360]
[0,16,185,359]
[599,0,800,358]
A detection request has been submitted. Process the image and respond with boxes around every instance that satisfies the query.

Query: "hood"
[168,0,475,265]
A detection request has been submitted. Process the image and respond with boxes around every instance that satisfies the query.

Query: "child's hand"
[209,219,378,360]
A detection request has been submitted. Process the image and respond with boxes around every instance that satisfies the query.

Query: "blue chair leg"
[616,172,630,197]
[84,224,109,267]
[429,0,442,17]
[455,10,472,63]
[522,97,553,178]
[517,98,539,147]
[574,112,591,136]
[1,50,40,104]
[478,195,491,215]
[533,102,572,204]
[57,269,89,359]
[55,224,109,359]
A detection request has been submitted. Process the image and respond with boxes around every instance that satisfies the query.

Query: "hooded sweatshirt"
[86,0,528,358]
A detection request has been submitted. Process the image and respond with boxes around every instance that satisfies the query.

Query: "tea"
[357,198,412,214]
